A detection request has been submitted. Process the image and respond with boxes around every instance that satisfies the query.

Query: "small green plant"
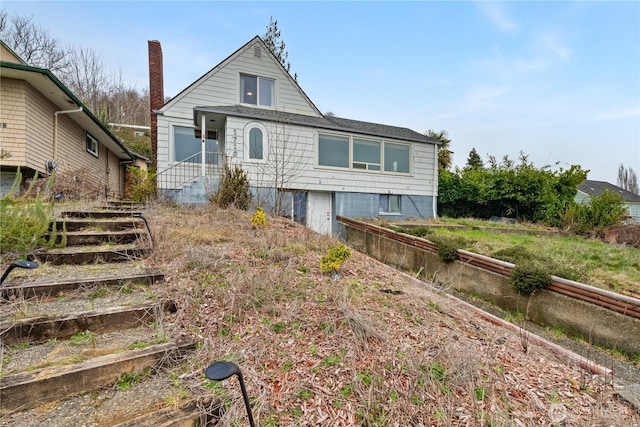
[297,388,312,400]
[510,264,552,294]
[427,300,441,312]
[87,287,108,299]
[69,330,95,346]
[280,360,294,372]
[421,361,448,383]
[474,386,487,401]
[116,371,142,390]
[320,243,351,274]
[251,207,268,228]
[339,384,353,398]
[322,354,342,367]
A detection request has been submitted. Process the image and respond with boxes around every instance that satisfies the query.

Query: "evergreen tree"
[263,17,297,81]
[465,148,484,170]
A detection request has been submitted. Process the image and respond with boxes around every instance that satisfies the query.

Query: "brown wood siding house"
[0,41,134,198]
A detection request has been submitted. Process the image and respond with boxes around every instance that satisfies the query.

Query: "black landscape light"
[205,361,255,427]
[1,260,39,285]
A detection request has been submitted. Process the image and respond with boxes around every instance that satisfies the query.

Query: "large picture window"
[174,126,217,163]
[240,74,274,107]
[384,143,410,173]
[353,138,381,171]
[318,133,411,174]
[318,134,349,168]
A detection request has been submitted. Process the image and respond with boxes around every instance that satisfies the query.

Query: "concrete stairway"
[0,204,211,426]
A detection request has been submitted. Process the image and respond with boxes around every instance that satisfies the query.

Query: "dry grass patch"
[143,204,638,426]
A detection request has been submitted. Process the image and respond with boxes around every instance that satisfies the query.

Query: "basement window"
[379,194,401,215]
[86,132,99,158]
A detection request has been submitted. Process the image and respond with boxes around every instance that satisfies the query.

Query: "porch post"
[201,114,206,177]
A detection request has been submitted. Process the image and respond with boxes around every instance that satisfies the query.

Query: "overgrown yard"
[142,204,638,426]
[386,220,640,298]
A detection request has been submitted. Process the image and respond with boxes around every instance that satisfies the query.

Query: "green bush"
[430,235,469,263]
[0,169,59,257]
[127,166,156,203]
[562,190,627,234]
[211,164,252,210]
[510,264,552,294]
[320,244,351,274]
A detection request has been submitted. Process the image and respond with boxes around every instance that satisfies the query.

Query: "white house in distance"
[149,36,439,235]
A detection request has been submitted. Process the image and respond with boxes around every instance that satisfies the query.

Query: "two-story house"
[149,36,439,234]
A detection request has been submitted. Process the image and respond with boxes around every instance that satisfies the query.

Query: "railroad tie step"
[0,300,176,345]
[0,339,196,415]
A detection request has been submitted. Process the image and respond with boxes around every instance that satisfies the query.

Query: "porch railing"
[156,152,225,199]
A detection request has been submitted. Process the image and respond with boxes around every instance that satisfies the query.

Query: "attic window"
[240,74,274,107]
[254,45,262,59]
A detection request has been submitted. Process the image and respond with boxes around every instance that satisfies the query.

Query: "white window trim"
[239,73,276,108]
[170,124,196,165]
[243,121,269,163]
[86,132,99,158]
[316,131,413,175]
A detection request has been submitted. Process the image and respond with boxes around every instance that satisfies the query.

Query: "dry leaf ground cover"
[144,204,638,426]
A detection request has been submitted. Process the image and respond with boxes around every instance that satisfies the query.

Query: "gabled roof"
[577,180,640,203]
[0,61,134,161]
[160,36,322,116]
[193,105,436,144]
[0,40,26,64]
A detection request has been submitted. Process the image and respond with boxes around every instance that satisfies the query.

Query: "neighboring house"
[576,180,640,222]
[149,36,439,235]
[0,40,135,198]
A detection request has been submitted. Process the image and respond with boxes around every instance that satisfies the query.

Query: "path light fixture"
[1,260,39,286]
[205,361,255,427]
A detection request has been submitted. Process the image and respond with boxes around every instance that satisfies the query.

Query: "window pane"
[319,134,349,168]
[389,195,400,213]
[240,75,257,104]
[249,128,263,159]
[384,143,410,173]
[259,78,274,107]
[174,126,200,162]
[353,138,380,169]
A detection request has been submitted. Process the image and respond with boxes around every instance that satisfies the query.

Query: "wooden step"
[0,338,195,414]
[46,229,144,246]
[61,210,143,219]
[0,300,176,345]
[30,243,151,265]
[50,217,145,232]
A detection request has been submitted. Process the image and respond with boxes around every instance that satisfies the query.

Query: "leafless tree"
[1,8,149,129]
[617,163,639,194]
[252,119,306,215]
[0,8,69,73]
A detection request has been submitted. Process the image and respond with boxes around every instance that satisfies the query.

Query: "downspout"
[432,143,438,219]
[53,107,83,159]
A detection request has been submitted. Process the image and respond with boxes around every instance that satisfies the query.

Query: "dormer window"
[240,74,274,107]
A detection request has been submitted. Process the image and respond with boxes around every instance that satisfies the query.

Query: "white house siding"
[226,117,436,197]
[162,40,319,121]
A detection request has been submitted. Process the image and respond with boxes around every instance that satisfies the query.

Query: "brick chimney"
[148,40,164,169]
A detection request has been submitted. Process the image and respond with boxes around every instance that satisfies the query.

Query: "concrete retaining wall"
[344,224,640,355]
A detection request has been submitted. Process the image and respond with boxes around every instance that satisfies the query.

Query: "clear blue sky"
[5,1,639,184]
